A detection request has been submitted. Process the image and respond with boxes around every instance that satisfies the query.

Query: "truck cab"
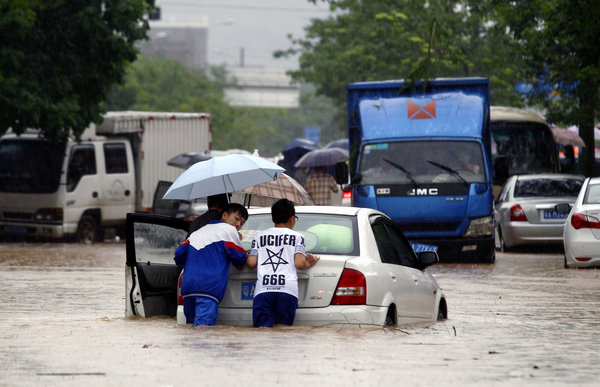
[347,78,495,263]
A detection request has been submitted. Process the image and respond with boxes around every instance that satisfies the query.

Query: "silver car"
[494,174,584,251]
[125,207,447,327]
[562,177,600,268]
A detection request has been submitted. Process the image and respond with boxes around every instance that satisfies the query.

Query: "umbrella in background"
[232,173,313,207]
[167,152,212,169]
[163,154,285,201]
[294,147,349,168]
[551,127,586,148]
[325,138,349,151]
[281,138,321,171]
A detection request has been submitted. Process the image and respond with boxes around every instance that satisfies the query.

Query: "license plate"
[410,242,438,253]
[241,282,255,300]
[543,210,567,219]
[4,225,27,234]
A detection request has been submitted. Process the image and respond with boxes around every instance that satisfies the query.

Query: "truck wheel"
[77,216,98,244]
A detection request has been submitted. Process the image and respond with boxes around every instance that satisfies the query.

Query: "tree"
[277,0,526,117]
[0,0,154,143]
[493,0,600,176]
[106,56,341,156]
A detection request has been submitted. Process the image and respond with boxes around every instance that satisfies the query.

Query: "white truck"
[0,111,211,242]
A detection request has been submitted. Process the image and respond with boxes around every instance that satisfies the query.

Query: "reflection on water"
[1,242,599,386]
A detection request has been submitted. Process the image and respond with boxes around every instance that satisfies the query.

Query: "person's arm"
[294,252,320,270]
[174,241,189,266]
[247,254,258,268]
[329,175,339,193]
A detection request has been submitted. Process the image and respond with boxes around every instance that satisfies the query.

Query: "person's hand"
[306,253,320,267]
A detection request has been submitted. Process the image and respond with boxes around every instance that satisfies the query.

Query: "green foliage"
[105,56,341,156]
[493,0,600,176]
[0,0,154,143]
[279,0,526,116]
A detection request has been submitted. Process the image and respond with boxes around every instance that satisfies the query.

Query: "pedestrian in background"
[304,166,338,205]
[186,193,230,238]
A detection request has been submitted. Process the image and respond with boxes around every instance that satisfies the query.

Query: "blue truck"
[346,78,495,263]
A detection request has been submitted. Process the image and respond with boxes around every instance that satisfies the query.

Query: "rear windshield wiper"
[382,158,417,187]
[427,160,468,186]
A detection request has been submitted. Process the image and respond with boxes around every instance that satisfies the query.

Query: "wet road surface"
[1,242,599,386]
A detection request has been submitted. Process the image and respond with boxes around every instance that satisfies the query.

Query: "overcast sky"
[155,0,334,69]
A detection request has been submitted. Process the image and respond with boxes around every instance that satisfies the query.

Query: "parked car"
[494,174,584,251]
[561,177,600,268]
[124,207,447,327]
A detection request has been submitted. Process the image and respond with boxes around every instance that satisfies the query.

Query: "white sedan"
[125,206,447,327]
[562,177,600,268]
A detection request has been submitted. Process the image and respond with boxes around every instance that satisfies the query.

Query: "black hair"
[207,193,230,209]
[271,199,295,224]
[222,202,248,220]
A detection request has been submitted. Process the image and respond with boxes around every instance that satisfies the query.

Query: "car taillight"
[178,272,183,306]
[510,204,527,221]
[571,213,600,229]
[342,189,352,200]
[331,268,366,305]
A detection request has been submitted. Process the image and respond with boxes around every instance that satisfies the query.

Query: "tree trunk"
[578,84,599,177]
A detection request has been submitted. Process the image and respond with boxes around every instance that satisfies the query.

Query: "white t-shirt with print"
[250,227,306,299]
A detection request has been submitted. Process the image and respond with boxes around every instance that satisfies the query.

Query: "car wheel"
[437,302,446,320]
[77,215,98,244]
[564,255,568,269]
[384,308,395,326]
[498,228,508,253]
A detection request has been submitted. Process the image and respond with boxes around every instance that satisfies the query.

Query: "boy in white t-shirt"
[246,199,319,327]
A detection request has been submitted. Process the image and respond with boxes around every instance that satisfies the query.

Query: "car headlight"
[465,216,493,237]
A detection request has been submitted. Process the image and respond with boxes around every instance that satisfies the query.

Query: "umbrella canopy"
[551,127,586,147]
[232,173,313,207]
[163,154,285,201]
[281,138,321,172]
[167,152,212,169]
[294,147,349,168]
[325,138,349,150]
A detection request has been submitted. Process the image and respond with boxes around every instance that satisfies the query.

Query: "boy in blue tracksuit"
[175,203,248,326]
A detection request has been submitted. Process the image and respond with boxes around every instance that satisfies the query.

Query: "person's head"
[207,193,230,210]
[564,145,575,159]
[221,203,248,231]
[271,199,296,226]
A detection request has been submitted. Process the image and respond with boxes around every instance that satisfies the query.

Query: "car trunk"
[220,255,349,308]
[519,197,576,224]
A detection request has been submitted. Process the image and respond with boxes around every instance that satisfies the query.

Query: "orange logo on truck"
[408,100,436,119]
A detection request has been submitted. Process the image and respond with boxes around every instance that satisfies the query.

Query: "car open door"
[125,213,189,318]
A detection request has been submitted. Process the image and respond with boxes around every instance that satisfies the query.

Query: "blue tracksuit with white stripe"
[174,220,247,303]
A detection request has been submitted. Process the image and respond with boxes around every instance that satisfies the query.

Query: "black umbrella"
[167,152,212,169]
[281,138,321,172]
[294,147,349,168]
[325,138,349,150]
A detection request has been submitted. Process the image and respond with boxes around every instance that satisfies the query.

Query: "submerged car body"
[562,177,600,268]
[494,174,584,251]
[125,206,447,327]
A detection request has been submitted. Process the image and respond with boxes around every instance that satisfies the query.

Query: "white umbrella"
[162,154,285,201]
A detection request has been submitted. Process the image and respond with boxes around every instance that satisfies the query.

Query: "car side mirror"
[555,203,572,215]
[417,250,439,269]
[334,161,348,185]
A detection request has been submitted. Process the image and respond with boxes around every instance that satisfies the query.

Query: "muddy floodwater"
[1,242,599,386]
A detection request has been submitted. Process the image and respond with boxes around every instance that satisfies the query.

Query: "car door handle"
[390,272,397,280]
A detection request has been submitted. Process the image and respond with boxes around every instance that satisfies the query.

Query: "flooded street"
[1,242,599,386]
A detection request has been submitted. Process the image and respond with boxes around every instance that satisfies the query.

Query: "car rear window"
[514,178,583,197]
[584,183,600,204]
[240,213,358,255]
